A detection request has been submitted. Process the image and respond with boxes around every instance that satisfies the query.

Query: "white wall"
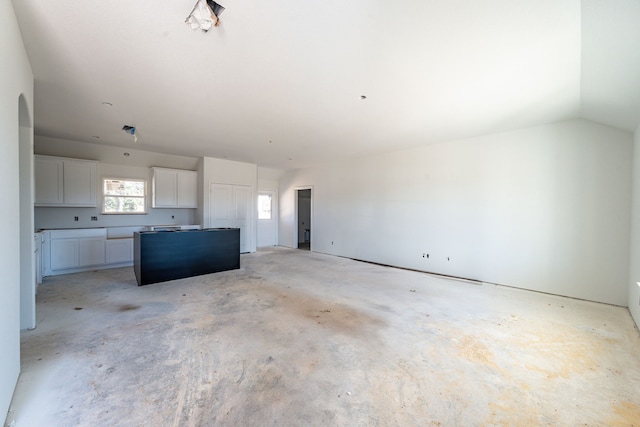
[258,166,285,189]
[280,119,633,306]
[199,157,258,252]
[34,137,198,229]
[628,123,640,327]
[1,1,34,421]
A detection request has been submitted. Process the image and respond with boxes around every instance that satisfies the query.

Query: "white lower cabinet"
[106,239,133,264]
[44,227,187,276]
[46,229,109,275]
[50,239,78,270]
[51,238,104,270]
[78,238,106,267]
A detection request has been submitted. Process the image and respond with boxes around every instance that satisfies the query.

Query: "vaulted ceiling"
[12,0,640,169]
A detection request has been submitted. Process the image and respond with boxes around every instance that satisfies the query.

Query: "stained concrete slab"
[6,247,640,426]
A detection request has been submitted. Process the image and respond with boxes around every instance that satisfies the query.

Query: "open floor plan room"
[4,1,640,425]
[7,249,640,426]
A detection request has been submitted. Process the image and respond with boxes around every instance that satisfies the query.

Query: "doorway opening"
[296,188,311,251]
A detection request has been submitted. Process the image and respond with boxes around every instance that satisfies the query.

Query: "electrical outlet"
[74,216,79,221]
[91,216,98,221]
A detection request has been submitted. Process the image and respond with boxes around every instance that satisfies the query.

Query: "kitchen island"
[133,228,240,286]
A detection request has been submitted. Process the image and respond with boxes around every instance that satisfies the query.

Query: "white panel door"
[233,186,251,253]
[257,190,277,247]
[209,183,252,253]
[211,184,232,221]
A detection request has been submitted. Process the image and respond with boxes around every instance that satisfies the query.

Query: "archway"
[18,94,35,330]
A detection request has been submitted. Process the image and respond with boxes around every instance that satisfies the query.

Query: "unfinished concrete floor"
[6,247,640,426]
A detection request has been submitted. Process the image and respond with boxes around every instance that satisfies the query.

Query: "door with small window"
[257,190,277,247]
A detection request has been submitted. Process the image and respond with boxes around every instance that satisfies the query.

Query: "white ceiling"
[12,0,640,169]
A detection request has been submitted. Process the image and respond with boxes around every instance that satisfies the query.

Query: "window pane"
[103,196,145,213]
[258,194,272,220]
[104,179,145,197]
[103,178,146,214]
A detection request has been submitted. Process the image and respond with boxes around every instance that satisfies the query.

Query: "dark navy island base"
[133,228,240,286]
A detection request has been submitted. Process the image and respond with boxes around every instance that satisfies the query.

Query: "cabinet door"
[153,169,178,207]
[35,156,64,205]
[106,239,133,264]
[64,160,97,206]
[50,239,78,270]
[177,170,197,207]
[78,238,105,267]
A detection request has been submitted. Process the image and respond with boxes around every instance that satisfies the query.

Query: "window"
[258,194,272,220]
[102,179,146,214]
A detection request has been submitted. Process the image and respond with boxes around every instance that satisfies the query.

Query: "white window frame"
[257,193,273,220]
[102,178,147,215]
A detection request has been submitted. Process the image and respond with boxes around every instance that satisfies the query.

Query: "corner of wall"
[1,0,34,421]
[629,123,640,330]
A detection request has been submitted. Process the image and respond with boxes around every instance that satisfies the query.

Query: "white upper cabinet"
[63,160,97,205]
[34,155,97,207]
[152,167,197,208]
[177,169,197,207]
[34,156,63,204]
[152,168,177,207]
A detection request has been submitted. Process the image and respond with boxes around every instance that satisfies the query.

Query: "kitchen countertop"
[37,225,201,239]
